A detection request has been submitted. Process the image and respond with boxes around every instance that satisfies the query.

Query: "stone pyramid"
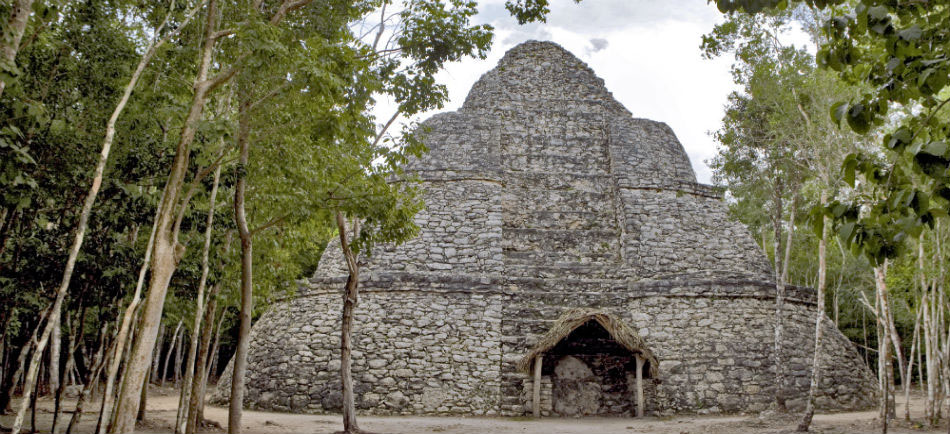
[217,41,876,417]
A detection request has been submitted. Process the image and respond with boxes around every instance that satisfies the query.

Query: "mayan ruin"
[219,41,877,418]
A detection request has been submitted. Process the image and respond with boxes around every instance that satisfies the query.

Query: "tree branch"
[372,111,400,148]
[249,214,289,237]
[270,0,313,25]
[241,81,292,114]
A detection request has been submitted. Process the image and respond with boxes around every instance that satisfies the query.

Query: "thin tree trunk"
[187,286,219,434]
[773,192,795,412]
[50,314,61,396]
[162,322,183,388]
[30,364,39,433]
[101,309,139,434]
[152,325,165,383]
[875,266,895,432]
[229,108,253,434]
[9,4,203,430]
[207,309,225,381]
[174,331,184,385]
[878,263,899,419]
[0,0,35,97]
[176,159,221,433]
[97,194,164,434]
[66,323,112,434]
[52,306,84,434]
[336,212,361,433]
[905,307,921,421]
[137,369,150,422]
[797,191,827,432]
[1,307,50,414]
[111,3,227,431]
[195,307,225,429]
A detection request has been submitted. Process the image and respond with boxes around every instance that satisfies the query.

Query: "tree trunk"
[0,0,35,97]
[905,307,922,421]
[1,307,49,414]
[50,314,61,396]
[67,323,112,434]
[336,211,361,433]
[187,287,219,434]
[152,325,165,383]
[875,265,895,432]
[772,191,794,412]
[229,108,253,434]
[52,306,84,434]
[162,322,183,388]
[101,309,139,434]
[137,370,149,422]
[176,160,221,433]
[9,3,205,429]
[110,2,224,431]
[797,191,827,432]
[195,309,225,429]
[174,330,184,385]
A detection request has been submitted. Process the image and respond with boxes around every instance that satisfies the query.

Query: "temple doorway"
[520,309,656,417]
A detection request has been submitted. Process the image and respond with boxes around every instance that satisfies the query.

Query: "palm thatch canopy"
[517,309,658,377]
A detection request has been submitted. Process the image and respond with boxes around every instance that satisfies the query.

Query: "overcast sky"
[391,0,738,184]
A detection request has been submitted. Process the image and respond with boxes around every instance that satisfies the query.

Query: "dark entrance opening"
[542,320,653,417]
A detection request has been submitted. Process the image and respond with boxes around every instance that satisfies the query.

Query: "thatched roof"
[517,309,659,377]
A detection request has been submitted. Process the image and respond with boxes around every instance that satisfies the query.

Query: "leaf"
[922,141,948,157]
[898,25,922,41]
[830,101,848,126]
[839,221,856,244]
[842,153,858,187]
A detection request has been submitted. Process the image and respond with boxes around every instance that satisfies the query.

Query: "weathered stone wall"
[217,288,506,415]
[218,282,875,415]
[223,40,877,417]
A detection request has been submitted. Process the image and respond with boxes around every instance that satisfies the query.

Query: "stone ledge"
[301,270,817,305]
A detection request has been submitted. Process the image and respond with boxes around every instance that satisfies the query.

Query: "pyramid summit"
[217,41,875,417]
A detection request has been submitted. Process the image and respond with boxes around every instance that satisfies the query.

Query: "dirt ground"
[2,386,949,434]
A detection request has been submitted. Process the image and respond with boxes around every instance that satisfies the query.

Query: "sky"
[387,0,740,184]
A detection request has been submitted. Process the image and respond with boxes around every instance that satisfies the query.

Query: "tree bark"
[1,306,49,414]
[772,190,793,412]
[66,321,112,434]
[797,191,827,432]
[152,324,165,383]
[0,0,35,97]
[50,314,61,396]
[98,202,162,434]
[174,330,184,385]
[137,370,149,422]
[110,3,225,430]
[162,322,183,388]
[905,307,922,421]
[229,108,253,434]
[52,305,84,434]
[187,286,219,434]
[8,3,205,431]
[177,159,222,434]
[875,265,895,432]
[336,212,361,433]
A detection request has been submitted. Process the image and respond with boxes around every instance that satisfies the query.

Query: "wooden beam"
[533,355,543,418]
[635,355,645,417]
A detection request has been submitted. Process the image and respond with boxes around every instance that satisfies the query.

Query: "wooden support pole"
[533,355,543,418]
[635,355,645,418]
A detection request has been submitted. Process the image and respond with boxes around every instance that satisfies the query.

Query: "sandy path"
[2,386,947,433]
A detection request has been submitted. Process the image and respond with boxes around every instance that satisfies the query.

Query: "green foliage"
[716,0,950,266]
